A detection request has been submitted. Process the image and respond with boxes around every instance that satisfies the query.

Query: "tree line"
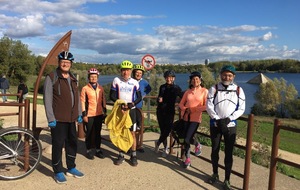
[1,36,300,119]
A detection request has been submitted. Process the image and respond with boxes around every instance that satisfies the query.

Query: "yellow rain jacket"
[105,99,133,152]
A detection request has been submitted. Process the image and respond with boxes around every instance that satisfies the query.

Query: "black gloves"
[120,103,134,111]
[127,102,135,109]
[216,117,231,127]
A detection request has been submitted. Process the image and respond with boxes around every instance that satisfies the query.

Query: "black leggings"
[210,125,236,181]
[157,110,174,147]
[85,115,104,150]
[183,121,199,157]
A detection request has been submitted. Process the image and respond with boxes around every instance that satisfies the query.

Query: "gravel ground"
[1,101,300,190]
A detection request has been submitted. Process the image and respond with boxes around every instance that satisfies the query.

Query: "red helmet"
[88,68,99,76]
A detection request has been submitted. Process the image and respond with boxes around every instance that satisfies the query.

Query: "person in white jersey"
[109,60,142,166]
[206,65,246,190]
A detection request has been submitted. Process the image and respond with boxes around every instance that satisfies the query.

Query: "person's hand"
[216,117,231,127]
[48,120,57,128]
[120,103,128,111]
[158,97,163,103]
[127,102,134,109]
[83,116,88,123]
[77,115,83,123]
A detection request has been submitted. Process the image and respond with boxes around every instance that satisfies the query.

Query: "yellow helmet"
[120,60,133,69]
[133,64,145,72]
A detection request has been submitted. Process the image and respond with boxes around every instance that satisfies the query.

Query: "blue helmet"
[58,51,74,62]
[221,65,236,75]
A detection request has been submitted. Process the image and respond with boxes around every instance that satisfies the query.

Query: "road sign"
[141,54,155,71]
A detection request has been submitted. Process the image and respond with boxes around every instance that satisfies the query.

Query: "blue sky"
[0,0,299,64]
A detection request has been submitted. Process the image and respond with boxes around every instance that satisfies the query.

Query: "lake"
[98,73,300,114]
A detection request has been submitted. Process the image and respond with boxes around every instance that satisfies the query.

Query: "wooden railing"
[268,119,300,190]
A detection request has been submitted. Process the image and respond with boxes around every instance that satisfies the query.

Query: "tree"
[273,78,298,117]
[252,78,298,118]
[0,36,35,84]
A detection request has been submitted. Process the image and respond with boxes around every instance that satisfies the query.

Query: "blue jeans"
[1,89,7,102]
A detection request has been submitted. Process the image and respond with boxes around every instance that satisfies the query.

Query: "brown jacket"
[45,68,80,122]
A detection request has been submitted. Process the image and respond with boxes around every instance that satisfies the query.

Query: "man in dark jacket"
[0,74,10,102]
[43,51,84,184]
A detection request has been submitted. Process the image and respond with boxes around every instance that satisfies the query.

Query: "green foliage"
[285,99,300,119]
[252,78,299,118]
[0,36,35,85]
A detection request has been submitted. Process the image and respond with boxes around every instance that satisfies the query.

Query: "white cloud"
[260,31,273,41]
[4,14,45,38]
[0,0,299,63]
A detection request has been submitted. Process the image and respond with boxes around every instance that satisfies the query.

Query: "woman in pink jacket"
[179,71,208,168]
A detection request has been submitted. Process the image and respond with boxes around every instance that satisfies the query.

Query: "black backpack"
[171,111,189,147]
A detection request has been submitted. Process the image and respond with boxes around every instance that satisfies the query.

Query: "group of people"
[43,51,245,190]
[0,74,28,102]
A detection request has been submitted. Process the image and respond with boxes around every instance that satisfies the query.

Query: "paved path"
[1,129,300,190]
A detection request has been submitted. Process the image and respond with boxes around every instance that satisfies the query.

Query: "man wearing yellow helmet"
[132,64,152,153]
[109,60,142,166]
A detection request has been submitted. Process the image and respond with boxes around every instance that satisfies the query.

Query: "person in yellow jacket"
[81,68,107,160]
[109,60,142,166]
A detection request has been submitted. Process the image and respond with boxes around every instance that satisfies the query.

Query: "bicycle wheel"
[0,127,42,180]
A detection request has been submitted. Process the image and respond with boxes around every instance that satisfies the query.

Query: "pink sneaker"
[184,157,191,168]
[195,143,202,156]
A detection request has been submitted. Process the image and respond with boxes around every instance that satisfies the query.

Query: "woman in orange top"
[81,68,106,160]
[179,71,208,168]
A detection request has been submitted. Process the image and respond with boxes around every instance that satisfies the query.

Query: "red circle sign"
[141,54,155,71]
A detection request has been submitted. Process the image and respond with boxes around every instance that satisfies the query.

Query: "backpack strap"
[213,84,240,102]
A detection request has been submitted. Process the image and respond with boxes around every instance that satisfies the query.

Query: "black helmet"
[189,71,202,80]
[163,70,176,78]
[58,51,74,62]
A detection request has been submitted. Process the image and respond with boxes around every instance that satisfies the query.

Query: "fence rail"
[268,119,300,190]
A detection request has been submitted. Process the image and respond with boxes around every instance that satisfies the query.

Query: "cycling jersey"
[110,77,140,104]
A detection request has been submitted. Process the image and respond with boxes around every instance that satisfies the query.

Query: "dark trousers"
[136,108,142,128]
[51,122,77,173]
[183,121,199,157]
[157,110,174,147]
[210,125,236,181]
[85,115,103,150]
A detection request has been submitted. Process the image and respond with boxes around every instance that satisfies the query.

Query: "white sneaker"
[162,147,169,157]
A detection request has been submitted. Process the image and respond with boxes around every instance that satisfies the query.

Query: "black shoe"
[137,147,145,153]
[130,156,138,166]
[223,180,231,190]
[95,150,105,159]
[86,151,94,160]
[114,155,125,165]
[207,173,219,184]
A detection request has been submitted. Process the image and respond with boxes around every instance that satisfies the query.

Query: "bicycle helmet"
[58,51,74,62]
[163,70,176,78]
[133,64,145,72]
[189,71,202,79]
[120,60,133,69]
[220,65,236,75]
[88,68,99,76]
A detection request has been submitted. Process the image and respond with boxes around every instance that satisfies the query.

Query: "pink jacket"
[179,86,208,123]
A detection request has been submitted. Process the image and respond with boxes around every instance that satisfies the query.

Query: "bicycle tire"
[0,127,42,180]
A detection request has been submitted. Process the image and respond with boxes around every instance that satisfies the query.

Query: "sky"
[0,0,300,65]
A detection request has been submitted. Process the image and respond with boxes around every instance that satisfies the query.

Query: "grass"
[140,109,300,180]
